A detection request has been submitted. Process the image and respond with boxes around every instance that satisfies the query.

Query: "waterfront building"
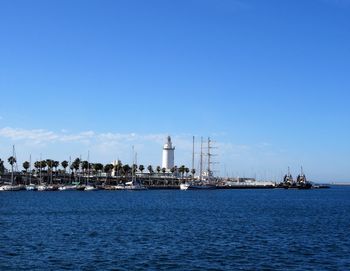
[162,136,175,170]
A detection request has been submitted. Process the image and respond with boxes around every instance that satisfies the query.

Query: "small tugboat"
[279,167,295,189]
[278,167,312,189]
[296,167,312,189]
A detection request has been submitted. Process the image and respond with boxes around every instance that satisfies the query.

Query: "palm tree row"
[1,156,195,179]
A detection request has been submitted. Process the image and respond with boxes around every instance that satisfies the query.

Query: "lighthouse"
[162,136,175,170]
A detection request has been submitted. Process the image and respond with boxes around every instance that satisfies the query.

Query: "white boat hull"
[0,185,23,191]
[25,185,37,191]
[84,186,97,191]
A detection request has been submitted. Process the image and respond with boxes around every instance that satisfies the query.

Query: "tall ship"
[180,136,216,190]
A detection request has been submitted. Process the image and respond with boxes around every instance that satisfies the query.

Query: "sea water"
[1,187,350,270]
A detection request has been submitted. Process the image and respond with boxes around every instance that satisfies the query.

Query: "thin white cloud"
[0,126,286,179]
[0,127,180,148]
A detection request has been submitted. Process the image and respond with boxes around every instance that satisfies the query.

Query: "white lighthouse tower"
[162,136,175,170]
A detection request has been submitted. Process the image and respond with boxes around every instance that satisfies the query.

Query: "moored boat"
[58,185,78,191]
[0,185,23,191]
[25,184,37,191]
[84,185,97,191]
[180,182,216,190]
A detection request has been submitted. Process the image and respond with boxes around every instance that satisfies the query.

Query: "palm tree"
[114,160,122,177]
[40,160,47,172]
[122,164,131,176]
[8,156,16,168]
[179,165,186,178]
[93,163,104,176]
[61,160,69,173]
[53,161,59,173]
[185,167,190,177]
[81,160,89,176]
[139,165,145,173]
[191,168,196,177]
[162,167,166,175]
[156,166,161,174]
[147,165,153,175]
[132,164,138,174]
[72,158,80,173]
[104,164,114,176]
[8,156,16,185]
[23,161,30,173]
[46,159,54,184]
[34,161,41,173]
[0,159,5,175]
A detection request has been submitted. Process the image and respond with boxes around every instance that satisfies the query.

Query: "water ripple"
[1,188,350,270]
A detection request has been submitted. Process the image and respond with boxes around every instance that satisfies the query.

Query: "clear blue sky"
[0,0,349,182]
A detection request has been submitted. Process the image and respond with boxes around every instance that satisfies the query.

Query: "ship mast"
[132,145,135,183]
[192,136,195,178]
[11,145,15,185]
[207,137,211,183]
[39,153,42,185]
[29,154,32,185]
[87,150,90,185]
[200,137,203,181]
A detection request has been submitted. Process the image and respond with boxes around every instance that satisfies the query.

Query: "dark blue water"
[1,187,350,270]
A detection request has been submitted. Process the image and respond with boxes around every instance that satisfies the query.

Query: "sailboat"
[84,151,97,191]
[124,146,147,191]
[26,154,37,191]
[0,146,23,191]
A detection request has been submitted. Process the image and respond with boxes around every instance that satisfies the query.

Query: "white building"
[162,136,175,170]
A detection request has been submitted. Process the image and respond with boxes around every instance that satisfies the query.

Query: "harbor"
[0,165,329,191]
[0,137,329,192]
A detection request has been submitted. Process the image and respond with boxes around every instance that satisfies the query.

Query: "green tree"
[147,165,153,174]
[139,164,145,173]
[61,160,69,173]
[46,159,54,183]
[34,161,41,173]
[8,156,16,167]
[179,165,186,178]
[185,167,190,177]
[191,168,196,176]
[162,167,166,174]
[93,163,104,176]
[53,161,60,172]
[104,164,114,176]
[72,158,80,173]
[122,164,131,176]
[156,166,161,174]
[40,160,47,171]
[114,160,122,176]
[0,159,5,174]
[132,164,138,174]
[23,161,30,172]
[81,160,89,175]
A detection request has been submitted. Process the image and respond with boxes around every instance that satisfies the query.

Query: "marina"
[0,138,335,193]
[0,138,330,192]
